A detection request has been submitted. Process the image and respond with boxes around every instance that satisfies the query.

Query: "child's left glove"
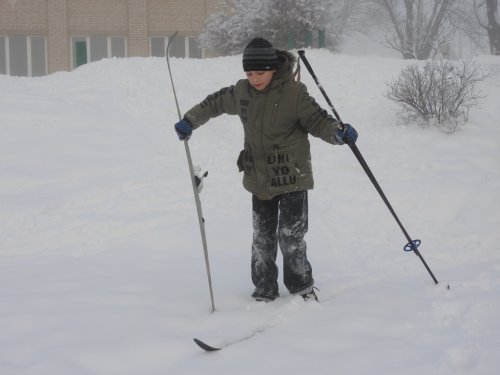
[174,118,193,141]
[335,123,358,145]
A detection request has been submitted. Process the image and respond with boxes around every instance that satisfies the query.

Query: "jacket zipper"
[259,93,269,193]
[271,103,278,124]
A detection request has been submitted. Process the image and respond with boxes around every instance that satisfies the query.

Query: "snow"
[1,50,500,374]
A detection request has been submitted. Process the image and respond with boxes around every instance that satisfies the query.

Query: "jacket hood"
[274,49,297,81]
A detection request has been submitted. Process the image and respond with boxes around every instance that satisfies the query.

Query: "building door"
[74,40,87,68]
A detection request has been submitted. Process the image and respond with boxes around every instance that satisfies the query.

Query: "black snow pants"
[251,190,314,300]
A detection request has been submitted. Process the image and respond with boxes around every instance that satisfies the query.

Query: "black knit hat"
[242,37,278,72]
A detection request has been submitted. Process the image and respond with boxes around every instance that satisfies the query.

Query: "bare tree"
[474,0,500,54]
[446,1,487,56]
[373,0,458,59]
[328,0,385,35]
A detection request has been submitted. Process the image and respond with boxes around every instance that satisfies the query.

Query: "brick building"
[0,0,220,76]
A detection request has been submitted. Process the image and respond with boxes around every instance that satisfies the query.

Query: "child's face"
[246,70,276,91]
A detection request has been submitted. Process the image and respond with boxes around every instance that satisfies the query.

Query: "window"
[150,37,167,57]
[30,36,47,77]
[9,35,28,76]
[72,36,127,69]
[0,35,47,77]
[188,37,203,59]
[90,36,108,62]
[110,37,126,58]
[150,35,203,58]
[168,36,185,58]
[0,37,6,75]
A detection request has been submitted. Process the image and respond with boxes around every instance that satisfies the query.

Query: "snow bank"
[1,51,499,374]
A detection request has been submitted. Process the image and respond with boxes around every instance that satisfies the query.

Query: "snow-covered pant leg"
[277,191,313,294]
[251,191,313,298]
[251,194,280,299]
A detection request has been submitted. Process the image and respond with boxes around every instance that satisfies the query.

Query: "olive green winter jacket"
[184,50,342,200]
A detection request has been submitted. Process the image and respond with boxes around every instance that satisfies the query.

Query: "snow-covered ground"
[1,50,499,375]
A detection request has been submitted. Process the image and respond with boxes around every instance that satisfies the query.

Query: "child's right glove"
[174,118,193,141]
[335,123,358,145]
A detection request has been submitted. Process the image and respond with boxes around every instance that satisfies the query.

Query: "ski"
[193,332,258,352]
[193,318,279,352]
[192,294,324,352]
[193,338,221,352]
[167,31,216,312]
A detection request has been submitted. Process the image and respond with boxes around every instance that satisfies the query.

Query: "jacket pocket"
[237,148,254,174]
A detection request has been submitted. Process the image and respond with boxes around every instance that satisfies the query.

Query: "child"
[174,37,358,302]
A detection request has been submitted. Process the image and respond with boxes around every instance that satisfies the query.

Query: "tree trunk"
[486,0,500,54]
[379,0,455,60]
[404,0,416,59]
[417,0,453,59]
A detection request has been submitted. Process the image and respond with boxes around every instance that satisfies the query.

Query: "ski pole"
[297,50,438,285]
[167,32,216,312]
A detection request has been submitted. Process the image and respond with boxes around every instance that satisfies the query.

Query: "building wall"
[149,0,211,34]
[128,0,148,56]
[0,0,220,75]
[0,0,48,33]
[47,0,69,73]
[67,0,129,34]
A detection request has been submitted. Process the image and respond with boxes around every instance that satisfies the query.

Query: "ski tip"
[193,338,221,352]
